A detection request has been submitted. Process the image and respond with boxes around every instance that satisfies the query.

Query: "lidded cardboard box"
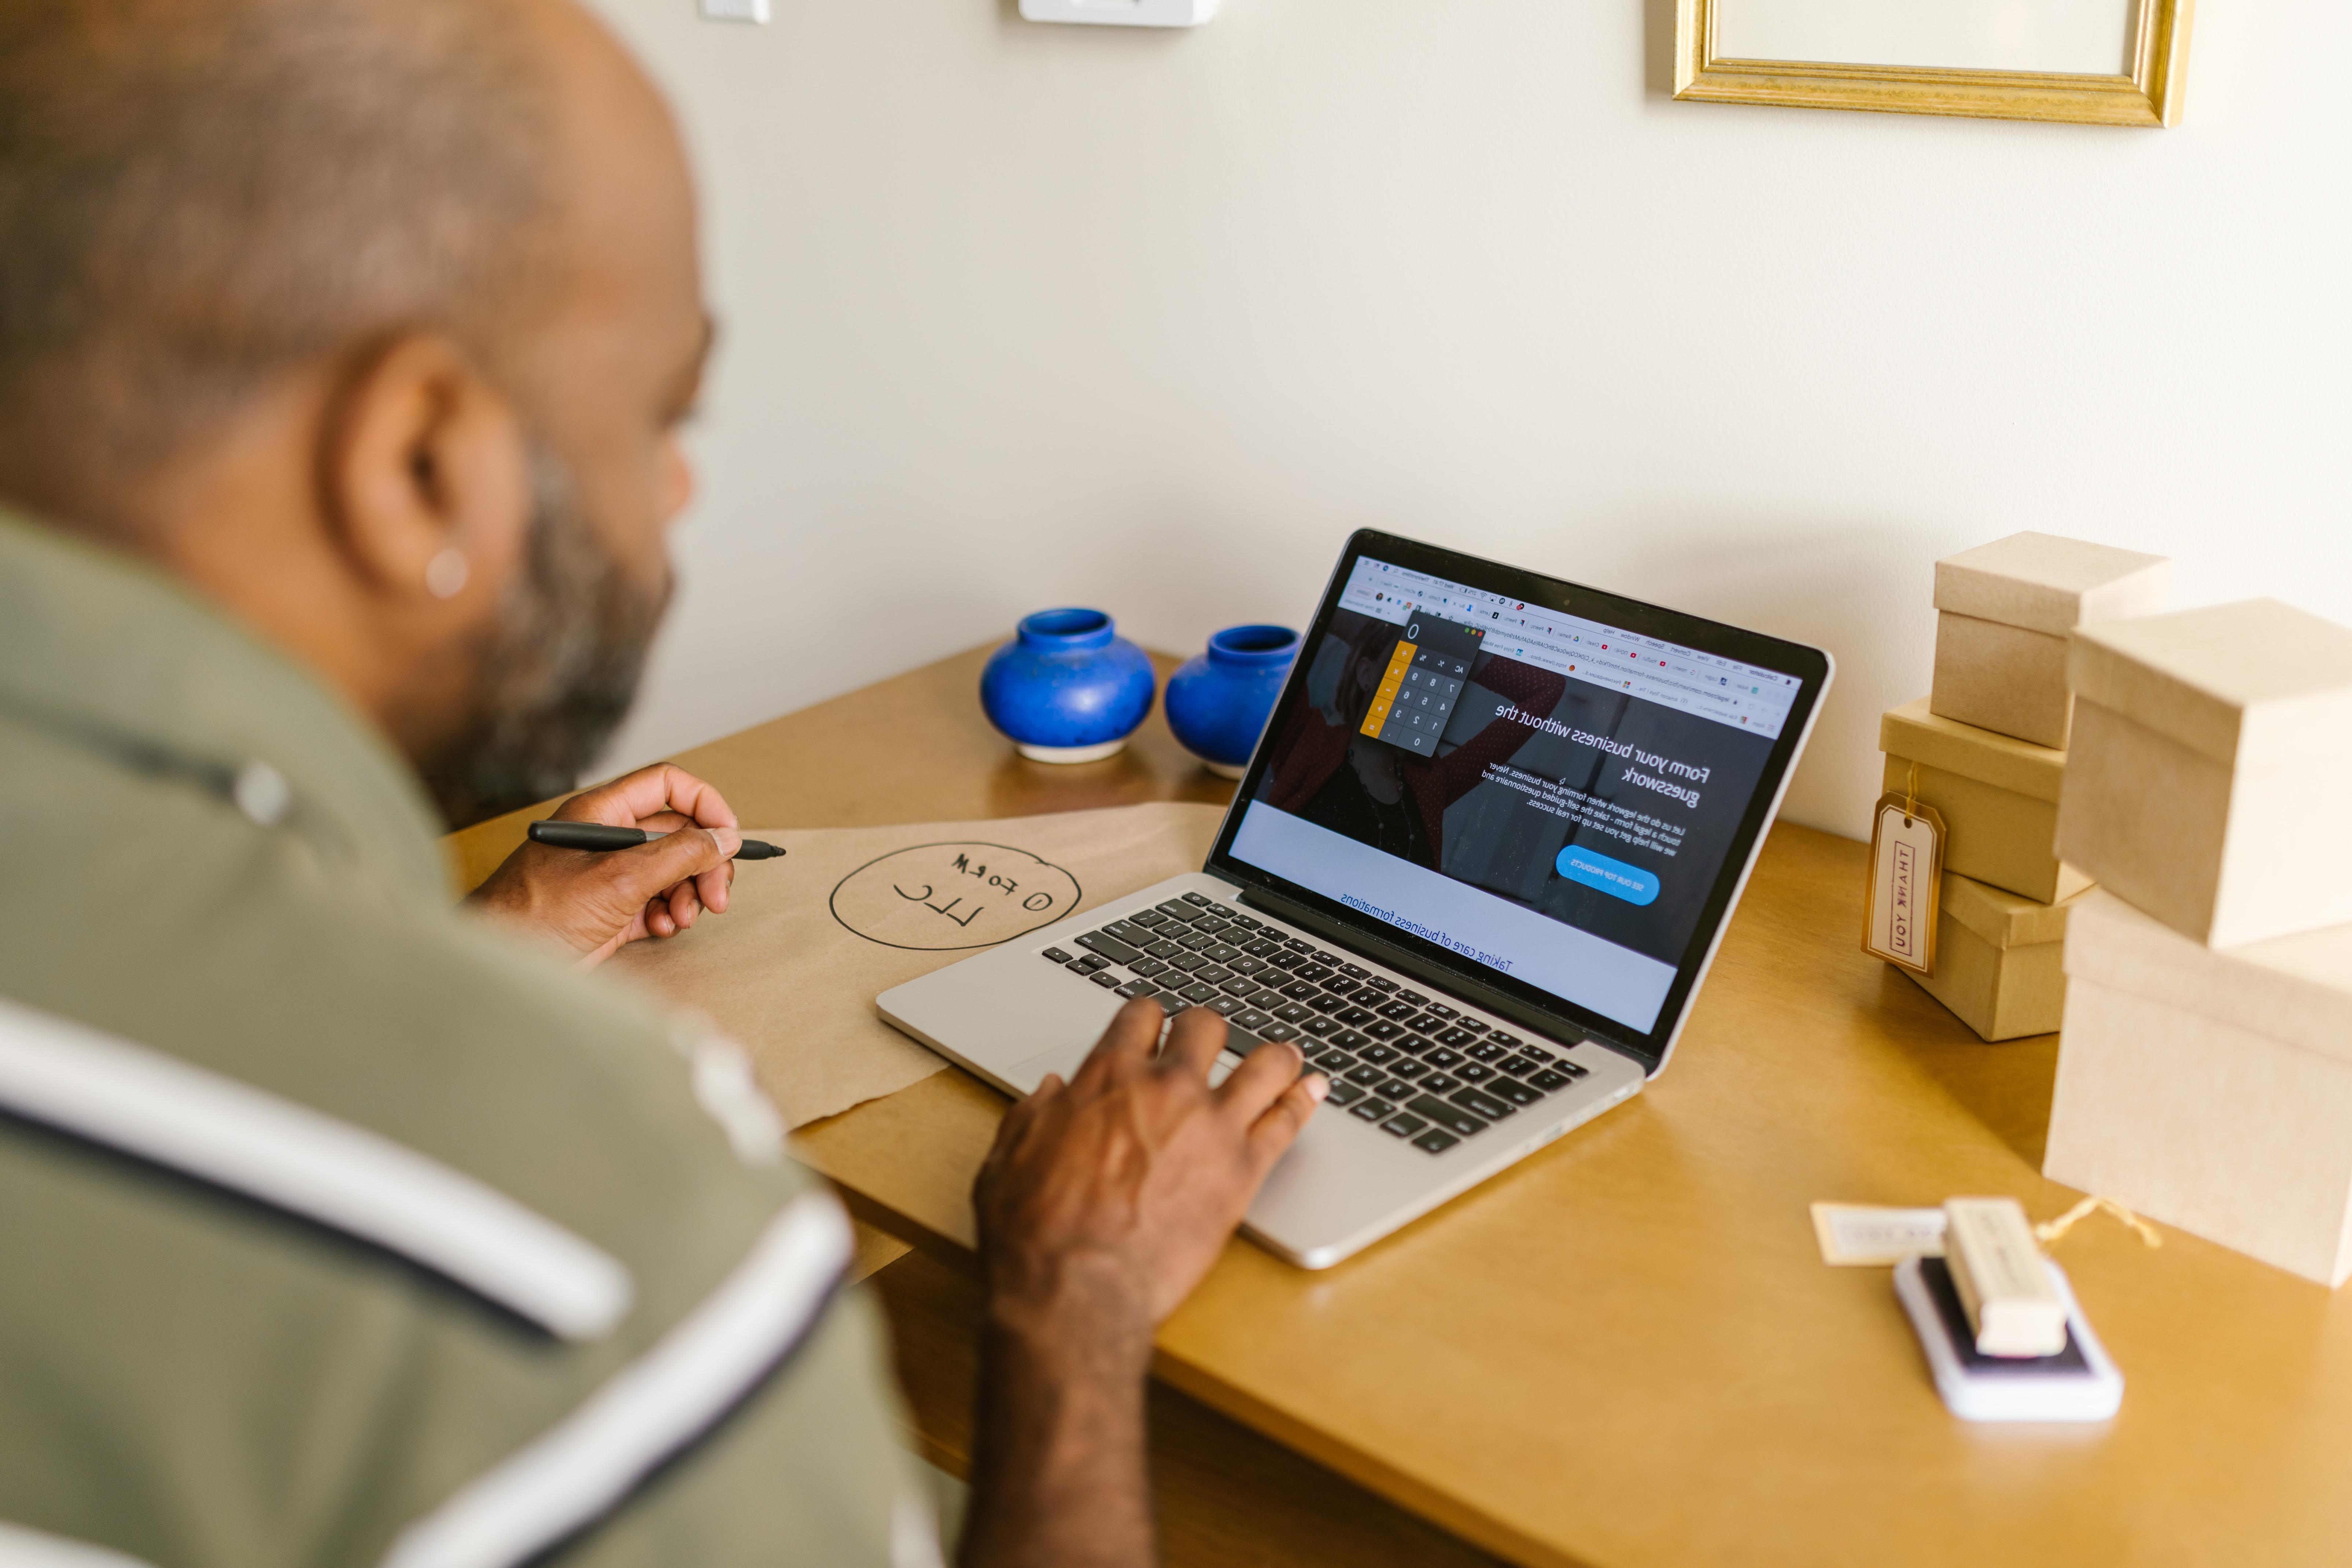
[1932,532,2170,749]
[2046,890,2352,1285]
[1880,698,2091,905]
[2057,599,2352,948]
[1904,872,2083,1042]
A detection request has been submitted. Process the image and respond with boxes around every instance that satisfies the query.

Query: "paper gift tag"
[1811,1202,1949,1265]
[1862,792,1944,974]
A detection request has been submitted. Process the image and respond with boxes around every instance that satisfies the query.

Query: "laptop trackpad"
[1005,1034,1098,1096]
[1006,1032,1243,1098]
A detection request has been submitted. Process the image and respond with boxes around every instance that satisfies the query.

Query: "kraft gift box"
[1902,872,2082,1042]
[2044,890,2352,1286]
[2057,599,2352,948]
[1931,532,2170,750]
[1880,698,2092,906]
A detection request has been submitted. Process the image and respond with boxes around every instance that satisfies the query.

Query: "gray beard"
[420,450,669,829]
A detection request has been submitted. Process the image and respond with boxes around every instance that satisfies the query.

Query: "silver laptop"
[881,531,1832,1268]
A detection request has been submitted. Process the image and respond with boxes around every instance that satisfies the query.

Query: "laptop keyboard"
[1037,890,1591,1156]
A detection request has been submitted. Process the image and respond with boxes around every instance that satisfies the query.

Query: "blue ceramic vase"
[980,608,1157,763]
[1165,624,1300,778]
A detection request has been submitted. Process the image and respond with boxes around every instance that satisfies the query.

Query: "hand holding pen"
[466,763,776,967]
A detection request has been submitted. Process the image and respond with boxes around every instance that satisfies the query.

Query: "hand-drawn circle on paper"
[829,841,1084,952]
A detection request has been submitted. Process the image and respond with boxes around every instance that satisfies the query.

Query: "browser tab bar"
[1338,558,1800,740]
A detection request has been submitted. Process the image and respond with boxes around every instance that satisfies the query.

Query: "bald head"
[0,0,712,824]
[0,0,578,516]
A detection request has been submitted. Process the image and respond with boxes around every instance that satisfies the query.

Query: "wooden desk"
[454,646,2352,1568]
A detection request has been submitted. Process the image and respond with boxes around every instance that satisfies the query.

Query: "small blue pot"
[980,608,1157,763]
[1165,624,1300,778]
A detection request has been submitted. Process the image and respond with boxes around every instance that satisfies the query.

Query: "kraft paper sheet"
[606,801,1226,1128]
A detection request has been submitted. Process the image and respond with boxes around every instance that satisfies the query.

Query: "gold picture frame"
[1674,0,2194,128]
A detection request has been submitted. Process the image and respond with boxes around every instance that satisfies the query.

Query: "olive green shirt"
[0,510,923,1567]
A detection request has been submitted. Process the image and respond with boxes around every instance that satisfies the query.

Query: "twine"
[2036,1195,2163,1250]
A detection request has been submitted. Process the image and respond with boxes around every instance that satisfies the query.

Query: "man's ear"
[320,333,533,614]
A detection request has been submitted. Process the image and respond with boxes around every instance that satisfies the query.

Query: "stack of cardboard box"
[1877,533,2170,1041]
[2043,599,2352,1285]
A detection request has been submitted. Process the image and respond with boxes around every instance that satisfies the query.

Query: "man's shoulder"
[0,711,913,1568]
[0,701,804,1276]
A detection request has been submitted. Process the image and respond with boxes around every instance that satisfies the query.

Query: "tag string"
[1903,760,1919,827]
[2036,1195,2163,1250]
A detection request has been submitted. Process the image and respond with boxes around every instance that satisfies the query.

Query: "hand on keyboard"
[959,999,1328,1568]
[974,997,1329,1339]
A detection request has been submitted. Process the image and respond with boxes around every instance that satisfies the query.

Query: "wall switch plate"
[1020,0,1219,26]
[698,0,770,22]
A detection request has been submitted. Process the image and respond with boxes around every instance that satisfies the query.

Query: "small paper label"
[1862,794,1943,974]
[1812,1203,1949,1266]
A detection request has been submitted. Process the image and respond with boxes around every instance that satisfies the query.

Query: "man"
[0,2,1326,1564]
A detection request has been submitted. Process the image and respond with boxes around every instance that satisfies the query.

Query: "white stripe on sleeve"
[380,1192,852,1568]
[0,1521,157,1568]
[0,997,632,1341]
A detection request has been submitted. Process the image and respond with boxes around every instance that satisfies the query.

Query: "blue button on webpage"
[1556,845,1660,907]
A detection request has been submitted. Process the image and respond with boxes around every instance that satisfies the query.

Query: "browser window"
[1230,555,1804,1034]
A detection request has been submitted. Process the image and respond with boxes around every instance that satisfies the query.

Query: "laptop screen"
[1224,550,1812,1039]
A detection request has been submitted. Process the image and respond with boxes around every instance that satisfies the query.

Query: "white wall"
[586,0,2352,840]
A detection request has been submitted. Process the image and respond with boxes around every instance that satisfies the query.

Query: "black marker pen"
[528,820,786,860]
